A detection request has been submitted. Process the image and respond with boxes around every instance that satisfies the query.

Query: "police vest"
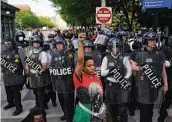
[106,54,126,78]
[135,50,164,83]
[1,50,22,74]
[29,49,42,73]
[50,49,65,68]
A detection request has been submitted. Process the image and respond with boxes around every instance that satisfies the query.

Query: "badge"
[68,53,73,58]
[55,57,58,61]
[15,55,19,59]
[146,58,153,63]
[6,55,10,59]
[109,62,114,66]
[119,56,123,60]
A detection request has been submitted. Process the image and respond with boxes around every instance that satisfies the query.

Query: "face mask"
[19,37,24,41]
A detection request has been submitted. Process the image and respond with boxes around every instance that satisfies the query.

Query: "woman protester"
[73,33,106,122]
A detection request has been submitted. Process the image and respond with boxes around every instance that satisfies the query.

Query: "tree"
[50,0,142,30]
[15,10,40,29]
[38,16,56,28]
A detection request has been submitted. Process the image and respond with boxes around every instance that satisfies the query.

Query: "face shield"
[111,43,120,55]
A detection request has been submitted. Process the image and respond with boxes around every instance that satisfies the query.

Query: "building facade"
[1,1,19,41]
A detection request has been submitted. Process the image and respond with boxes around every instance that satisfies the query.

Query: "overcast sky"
[8,0,57,17]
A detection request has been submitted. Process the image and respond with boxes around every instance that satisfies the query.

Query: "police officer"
[15,30,31,89]
[15,30,29,48]
[117,30,131,55]
[131,31,168,122]
[47,33,55,49]
[158,35,172,122]
[1,39,25,116]
[26,35,51,110]
[101,37,132,122]
[49,37,75,122]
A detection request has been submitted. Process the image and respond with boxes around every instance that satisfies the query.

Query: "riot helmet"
[142,31,157,45]
[31,35,43,48]
[108,37,121,55]
[83,40,94,48]
[15,30,25,42]
[83,40,94,53]
[54,36,65,50]
[131,38,143,51]
[117,30,128,42]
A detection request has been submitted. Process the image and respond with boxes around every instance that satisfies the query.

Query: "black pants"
[58,91,74,122]
[44,84,56,104]
[158,89,172,121]
[5,84,23,110]
[108,103,128,122]
[33,87,45,110]
[128,75,139,113]
[140,103,154,122]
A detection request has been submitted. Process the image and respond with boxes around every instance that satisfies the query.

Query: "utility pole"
[100,0,106,30]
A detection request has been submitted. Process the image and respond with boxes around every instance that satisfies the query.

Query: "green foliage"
[15,10,56,29]
[50,0,142,30]
[15,10,40,29]
[38,16,56,28]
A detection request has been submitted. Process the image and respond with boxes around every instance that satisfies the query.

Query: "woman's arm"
[74,33,86,79]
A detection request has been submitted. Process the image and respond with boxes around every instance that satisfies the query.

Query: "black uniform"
[1,40,25,116]
[158,44,172,122]
[28,48,51,110]
[135,48,165,122]
[27,35,51,110]
[50,48,75,122]
[104,54,131,122]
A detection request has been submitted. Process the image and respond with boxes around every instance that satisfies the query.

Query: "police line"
[0,58,17,73]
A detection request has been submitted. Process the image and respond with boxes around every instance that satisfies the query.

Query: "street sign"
[142,0,172,9]
[96,7,112,24]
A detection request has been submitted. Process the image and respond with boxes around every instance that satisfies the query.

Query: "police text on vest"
[25,57,44,74]
[49,68,73,75]
[110,68,131,90]
[141,64,161,88]
[0,58,17,73]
